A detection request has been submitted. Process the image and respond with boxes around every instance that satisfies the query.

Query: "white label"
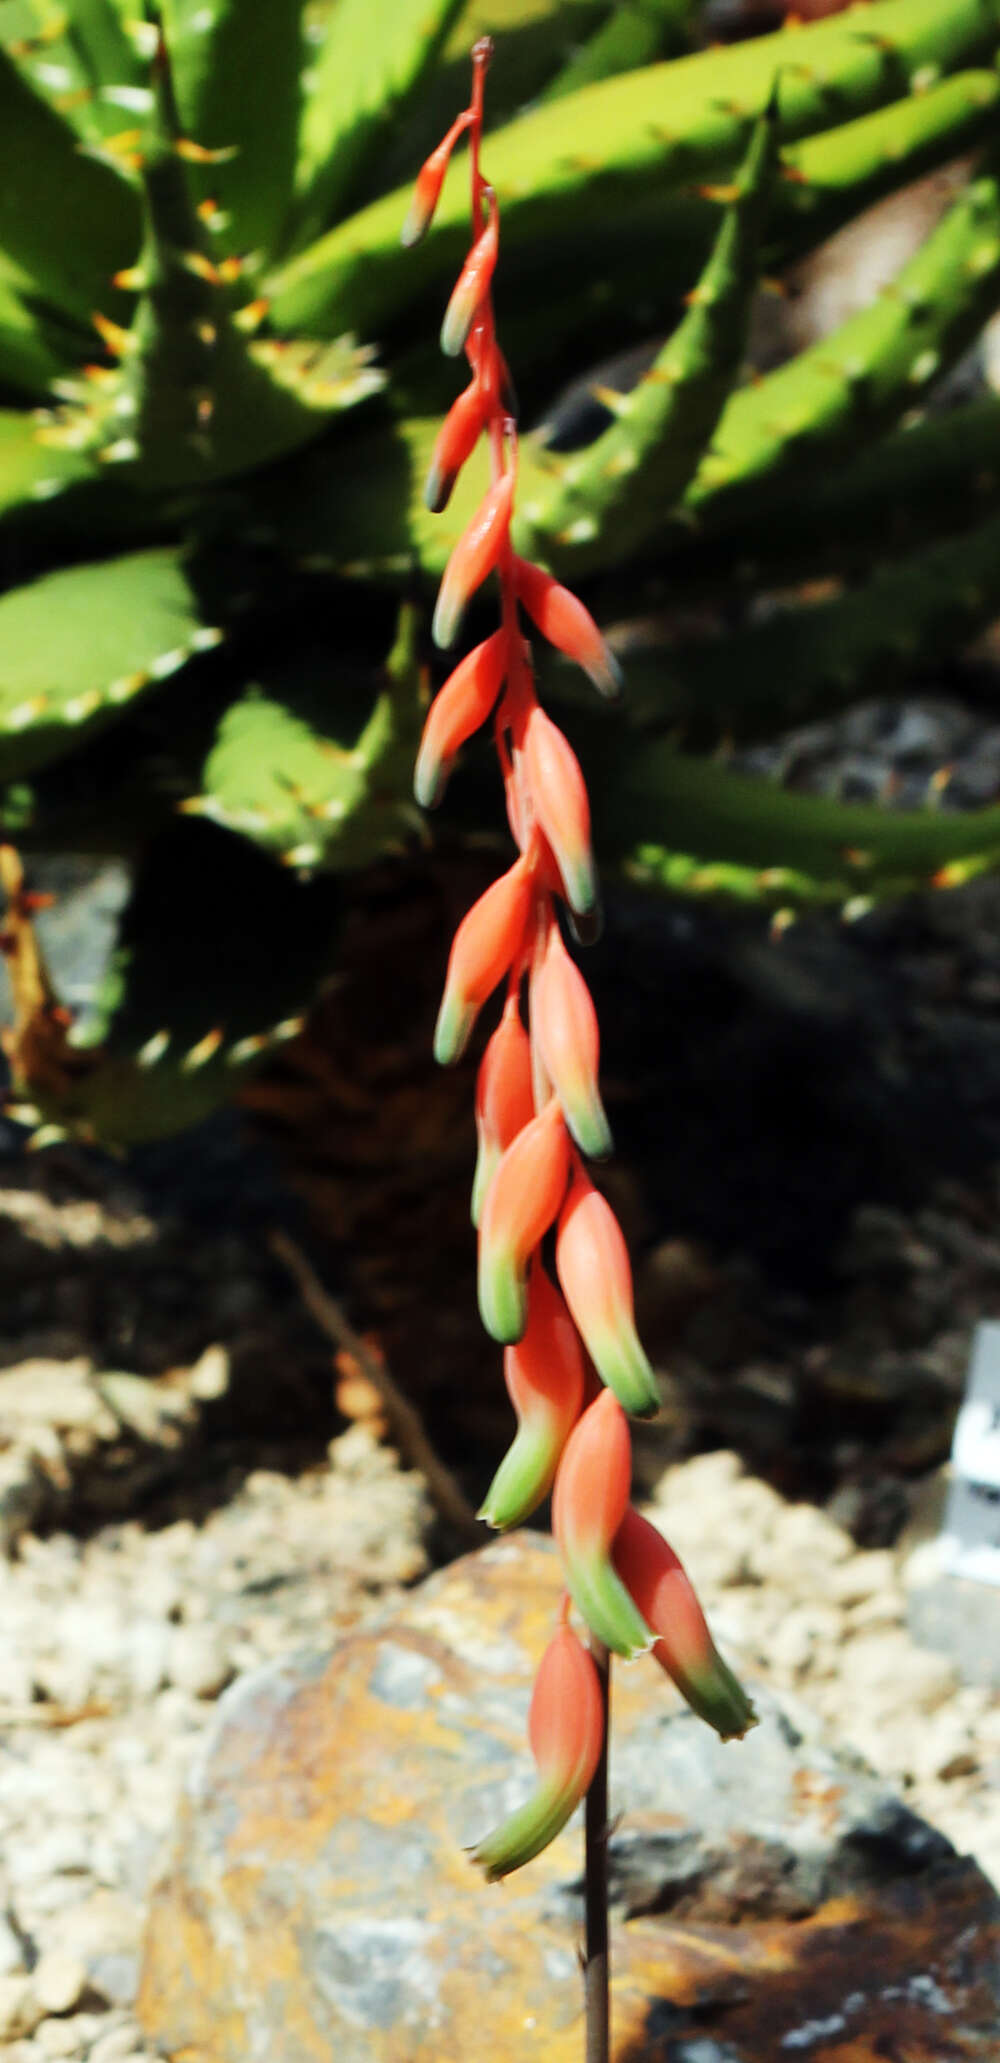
[952,1397,1000,1490]
[943,1323,1000,1586]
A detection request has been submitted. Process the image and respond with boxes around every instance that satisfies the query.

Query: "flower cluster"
[405,39,755,1881]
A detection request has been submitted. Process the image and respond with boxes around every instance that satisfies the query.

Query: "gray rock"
[908,1571,1000,1688]
[139,1535,1000,2063]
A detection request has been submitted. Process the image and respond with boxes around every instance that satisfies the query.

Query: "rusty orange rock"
[139,1534,1000,2063]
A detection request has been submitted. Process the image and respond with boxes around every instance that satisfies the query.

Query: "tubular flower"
[612,1507,758,1741]
[432,471,515,649]
[414,629,507,811]
[441,209,499,357]
[479,1262,585,1528]
[425,378,490,514]
[471,995,535,1227]
[471,1619,603,1880]
[533,922,612,1160]
[434,853,533,1065]
[400,109,472,248]
[555,1166,659,1418]
[551,1390,653,1659]
[513,555,623,700]
[521,704,597,923]
[478,1095,571,1343]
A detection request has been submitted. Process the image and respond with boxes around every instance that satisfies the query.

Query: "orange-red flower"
[478,1094,570,1342]
[533,922,612,1160]
[522,704,597,923]
[471,994,535,1225]
[441,209,499,357]
[425,379,491,514]
[414,629,508,810]
[555,1166,659,1417]
[400,109,472,248]
[552,1390,653,1658]
[479,1262,585,1527]
[471,1617,604,1879]
[514,555,623,699]
[434,853,533,1065]
[612,1506,758,1741]
[433,472,515,649]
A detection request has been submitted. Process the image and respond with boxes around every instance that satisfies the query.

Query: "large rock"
[139,1535,1000,2062]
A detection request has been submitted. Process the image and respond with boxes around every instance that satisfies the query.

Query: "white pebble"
[0,1972,42,2040]
[87,2021,143,2063]
[33,1951,88,2017]
[166,1628,232,1699]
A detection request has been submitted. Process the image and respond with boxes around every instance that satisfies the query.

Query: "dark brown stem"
[584,1636,611,2063]
[268,1227,484,1548]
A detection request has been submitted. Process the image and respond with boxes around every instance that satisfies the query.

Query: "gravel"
[0,1406,995,2063]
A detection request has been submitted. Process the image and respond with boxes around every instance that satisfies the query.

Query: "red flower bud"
[434,854,533,1065]
[440,212,498,358]
[479,1262,585,1527]
[552,1390,652,1658]
[433,472,514,650]
[478,1095,570,1343]
[612,1506,758,1741]
[400,111,471,248]
[425,378,490,514]
[472,994,535,1226]
[522,704,597,922]
[555,1166,659,1418]
[414,630,508,811]
[514,555,623,699]
[471,1620,603,1879]
[533,923,612,1160]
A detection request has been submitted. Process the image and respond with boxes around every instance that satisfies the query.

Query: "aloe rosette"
[3,0,1000,1142]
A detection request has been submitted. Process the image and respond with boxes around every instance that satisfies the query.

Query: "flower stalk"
[405,37,755,2062]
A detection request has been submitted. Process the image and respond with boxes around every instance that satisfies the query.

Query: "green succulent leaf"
[268,0,1000,341]
[598,739,1000,912]
[684,155,1000,527]
[158,0,306,259]
[0,548,221,780]
[0,0,147,146]
[188,607,422,869]
[292,0,467,245]
[518,83,780,575]
[661,394,1000,591]
[0,34,139,322]
[0,406,96,516]
[48,818,342,1145]
[541,0,695,98]
[600,507,1000,747]
[34,40,385,490]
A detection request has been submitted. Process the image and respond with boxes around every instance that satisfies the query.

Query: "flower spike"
[514,556,623,700]
[472,996,535,1227]
[434,854,533,1065]
[471,1620,603,1880]
[433,473,515,650]
[555,1166,659,1418]
[478,1096,571,1343]
[552,1390,653,1658]
[613,1507,758,1741]
[415,630,508,811]
[479,1263,585,1528]
[534,922,613,1160]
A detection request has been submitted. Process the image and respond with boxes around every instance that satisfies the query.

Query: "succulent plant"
[2,0,1000,1145]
